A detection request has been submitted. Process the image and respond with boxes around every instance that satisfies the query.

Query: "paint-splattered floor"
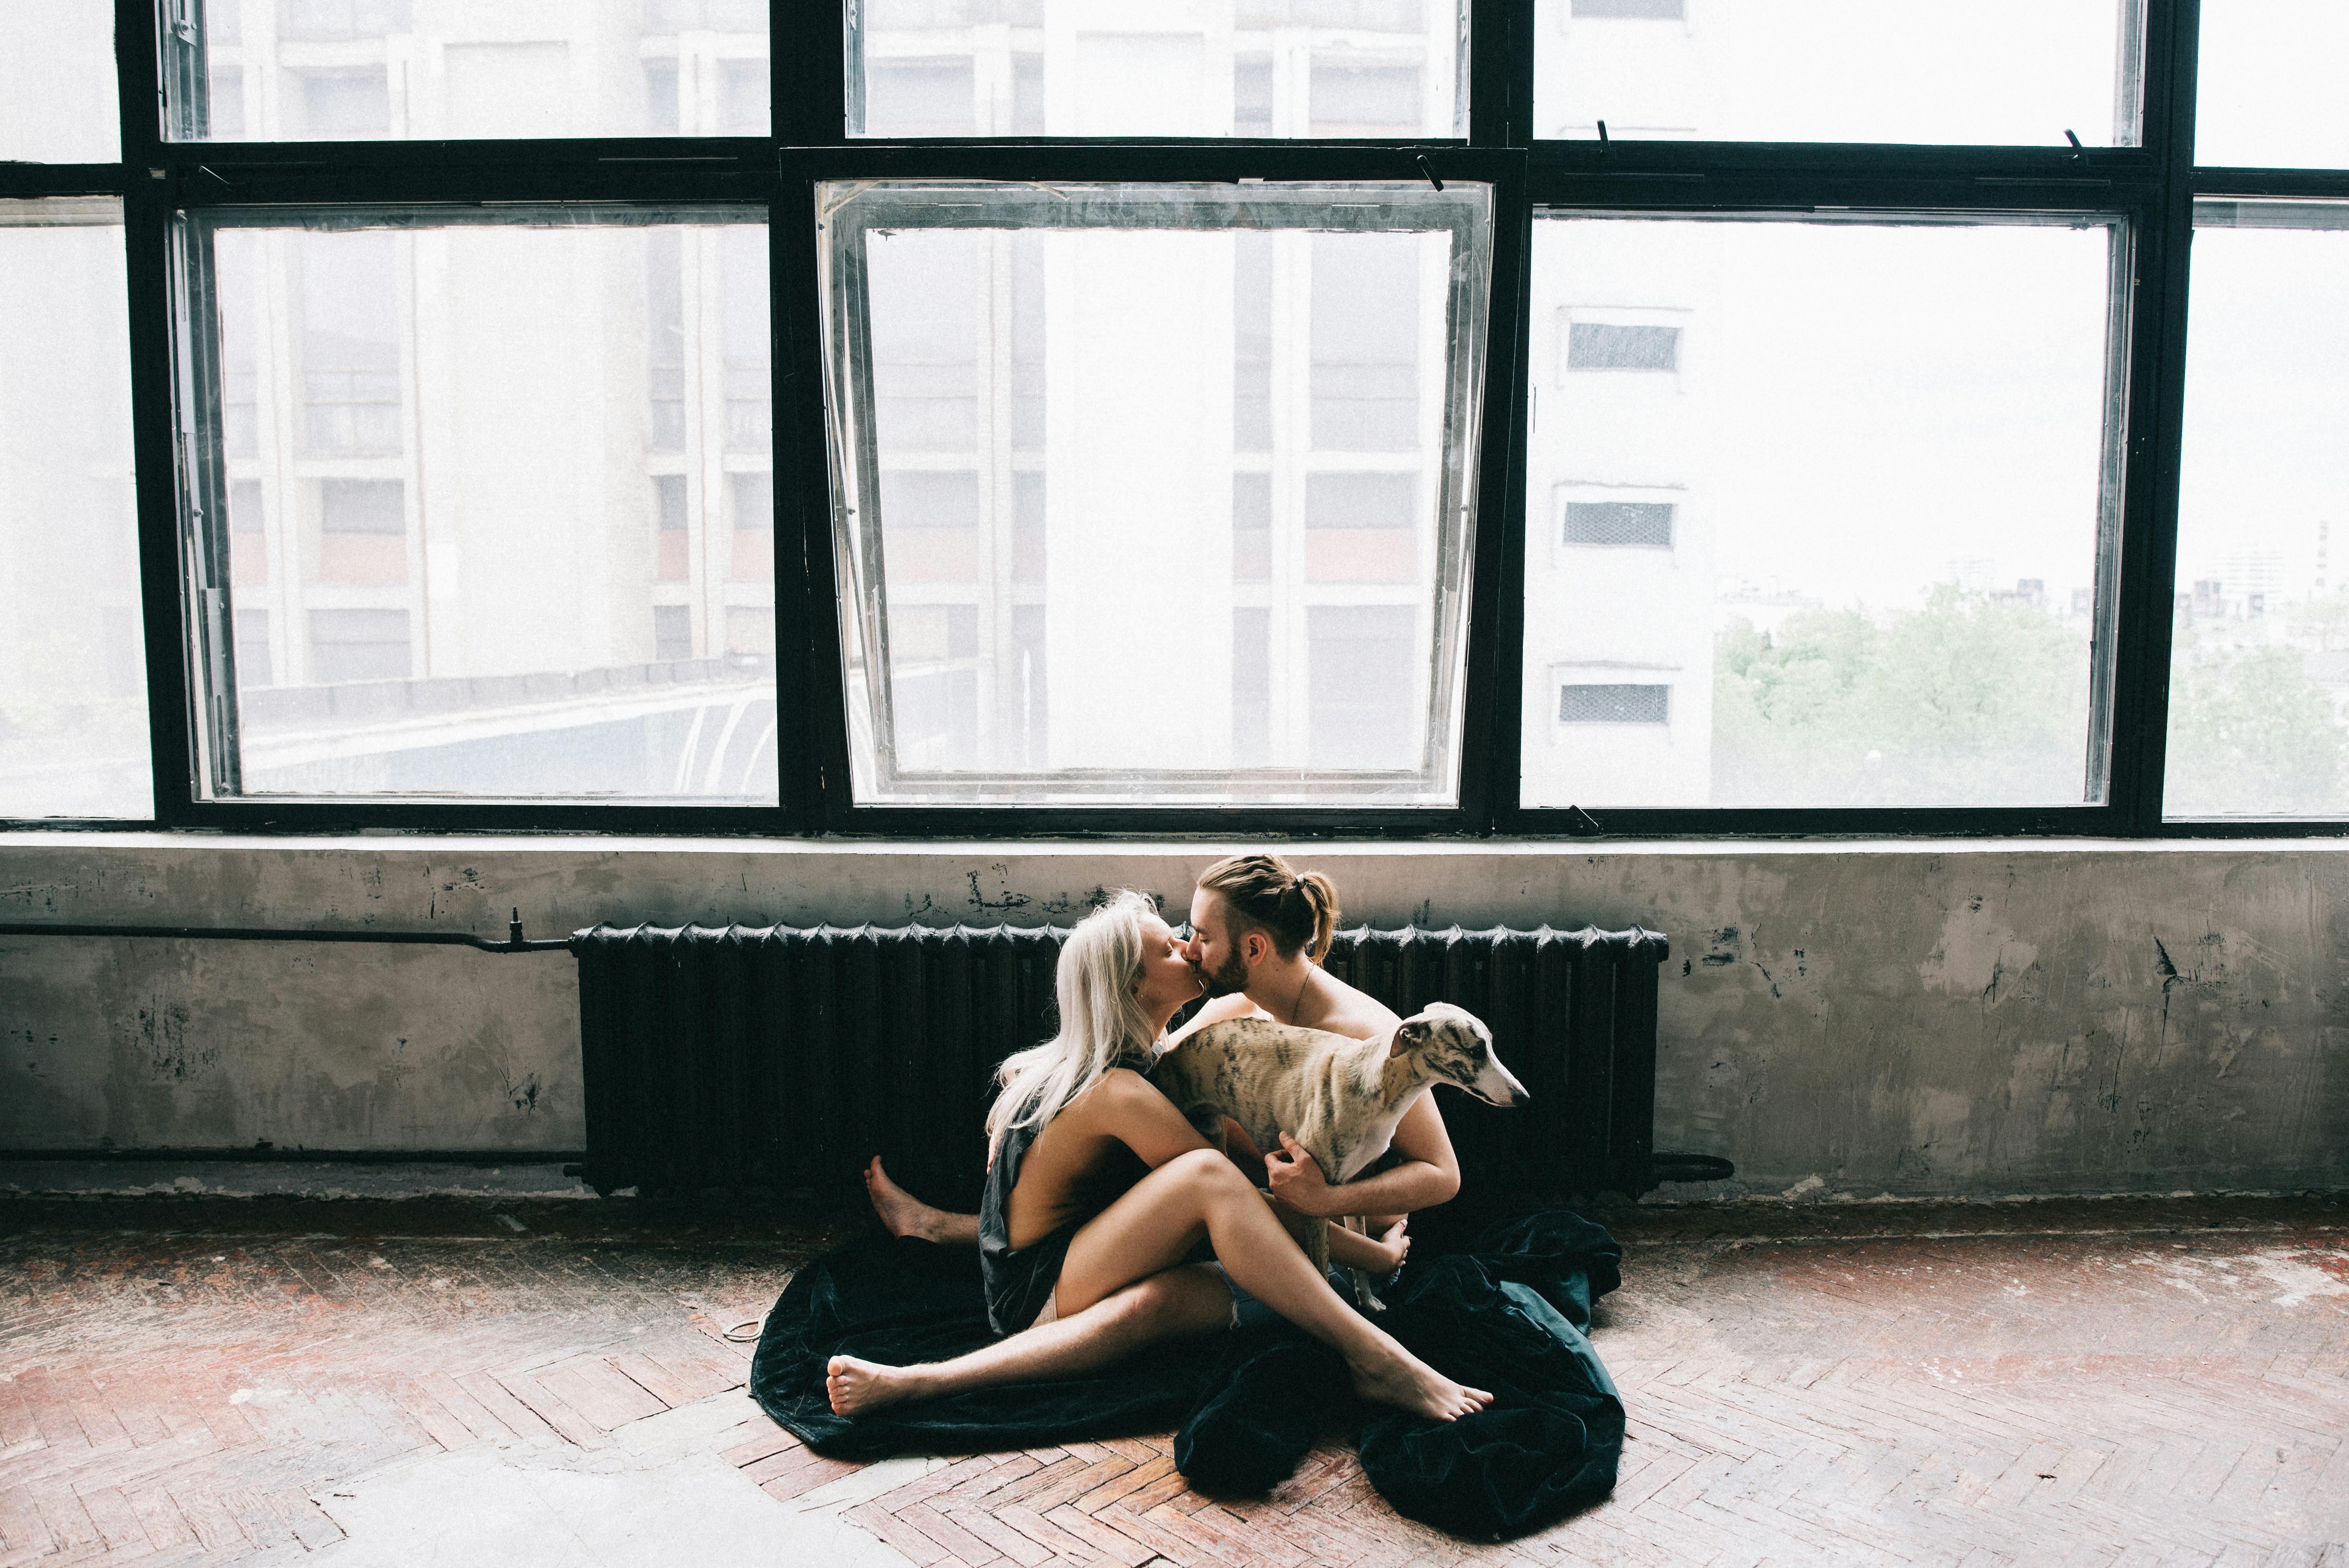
[3,1187,2344,1566]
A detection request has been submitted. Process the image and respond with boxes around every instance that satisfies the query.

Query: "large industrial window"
[2165,201,2349,819]
[6,1,2345,838]
[819,181,1491,806]
[0,201,151,820]
[1522,212,2126,812]
[849,2,1468,139]
[0,8,120,162]
[1535,0,2145,145]
[178,209,778,803]
[161,2,772,141]
[2193,3,2349,170]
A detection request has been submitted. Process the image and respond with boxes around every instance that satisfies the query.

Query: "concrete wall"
[2,833,2344,1198]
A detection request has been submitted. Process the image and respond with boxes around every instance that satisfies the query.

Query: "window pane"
[1534,0,2142,145]
[822,180,1491,806]
[0,202,151,818]
[2165,202,2349,817]
[169,2,769,140]
[2196,2,2349,168]
[853,2,1465,138]
[1522,213,2121,810]
[0,7,119,161]
[192,211,775,803]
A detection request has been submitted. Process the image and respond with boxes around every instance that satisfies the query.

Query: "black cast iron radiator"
[573,921,1688,1206]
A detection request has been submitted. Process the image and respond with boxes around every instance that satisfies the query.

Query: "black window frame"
[5,0,2344,839]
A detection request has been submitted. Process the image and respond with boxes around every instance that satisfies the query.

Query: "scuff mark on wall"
[966,865,1032,915]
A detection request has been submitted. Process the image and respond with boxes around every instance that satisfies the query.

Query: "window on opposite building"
[653,605,694,663]
[1565,321,1681,372]
[1560,683,1670,723]
[1564,499,1674,548]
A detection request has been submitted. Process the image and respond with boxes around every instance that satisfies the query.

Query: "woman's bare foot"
[1366,1217,1410,1274]
[865,1156,958,1242]
[1348,1345,1494,1422]
[825,1354,933,1416]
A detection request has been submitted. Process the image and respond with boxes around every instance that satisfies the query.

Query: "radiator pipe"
[0,906,569,953]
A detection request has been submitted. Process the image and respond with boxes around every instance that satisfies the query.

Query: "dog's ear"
[1387,1014,1436,1057]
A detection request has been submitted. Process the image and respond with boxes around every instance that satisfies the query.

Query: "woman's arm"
[1264,1095,1461,1218]
[1088,1068,1223,1168]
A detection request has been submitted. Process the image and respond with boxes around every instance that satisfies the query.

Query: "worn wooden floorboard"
[1,1192,2343,1565]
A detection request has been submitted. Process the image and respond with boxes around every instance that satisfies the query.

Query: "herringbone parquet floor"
[2,1190,2343,1566]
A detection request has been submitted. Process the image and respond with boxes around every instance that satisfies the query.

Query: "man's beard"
[1200,947,1250,998]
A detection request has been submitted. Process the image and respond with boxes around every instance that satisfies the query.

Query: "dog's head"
[1390,1002,1528,1108]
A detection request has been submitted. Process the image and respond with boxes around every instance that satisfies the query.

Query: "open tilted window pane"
[1521,212,2126,810]
[0,7,118,160]
[165,1,769,140]
[819,181,1492,807]
[2165,203,2349,818]
[1534,0,2142,146]
[181,209,777,803]
[0,202,151,819]
[850,2,1465,138]
[2196,3,2349,169]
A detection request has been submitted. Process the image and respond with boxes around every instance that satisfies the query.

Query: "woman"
[825,890,1491,1422]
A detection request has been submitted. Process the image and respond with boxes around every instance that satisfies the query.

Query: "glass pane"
[0,7,119,161]
[2165,202,2349,817]
[191,211,776,803]
[0,202,151,819]
[1534,0,2141,145]
[852,2,1465,138]
[169,1,769,140]
[1522,213,2121,810]
[820,180,1492,806]
[2196,2,2349,168]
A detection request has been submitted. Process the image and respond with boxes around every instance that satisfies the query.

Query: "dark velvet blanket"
[750,1209,1626,1539]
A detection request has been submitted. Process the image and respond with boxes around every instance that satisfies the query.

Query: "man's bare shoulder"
[1308,971,1402,1040]
[1163,992,1265,1049]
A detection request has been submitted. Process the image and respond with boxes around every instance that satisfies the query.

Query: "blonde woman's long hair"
[985,889,1165,1146]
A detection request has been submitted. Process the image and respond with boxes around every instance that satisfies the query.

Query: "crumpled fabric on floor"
[751,1208,1625,1540]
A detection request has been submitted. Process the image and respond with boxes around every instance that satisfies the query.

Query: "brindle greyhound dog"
[1150,1001,1528,1309]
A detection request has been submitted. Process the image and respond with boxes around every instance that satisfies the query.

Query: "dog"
[1150,1001,1528,1308]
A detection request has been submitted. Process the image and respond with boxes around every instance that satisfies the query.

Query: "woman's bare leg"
[1056,1151,1488,1421]
[827,1264,1230,1414]
[864,1156,981,1246]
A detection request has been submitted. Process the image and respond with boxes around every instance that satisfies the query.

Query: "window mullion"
[2110,0,2200,832]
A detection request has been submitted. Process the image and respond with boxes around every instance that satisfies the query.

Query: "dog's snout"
[1510,1088,1531,1108]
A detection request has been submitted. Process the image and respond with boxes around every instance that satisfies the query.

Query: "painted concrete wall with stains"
[3,835,2344,1197]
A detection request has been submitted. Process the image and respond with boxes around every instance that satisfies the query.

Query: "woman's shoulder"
[1072,1063,1169,1114]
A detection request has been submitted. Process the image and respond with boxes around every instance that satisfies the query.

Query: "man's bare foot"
[825,1354,932,1416]
[1348,1346,1494,1422]
[865,1155,955,1242]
